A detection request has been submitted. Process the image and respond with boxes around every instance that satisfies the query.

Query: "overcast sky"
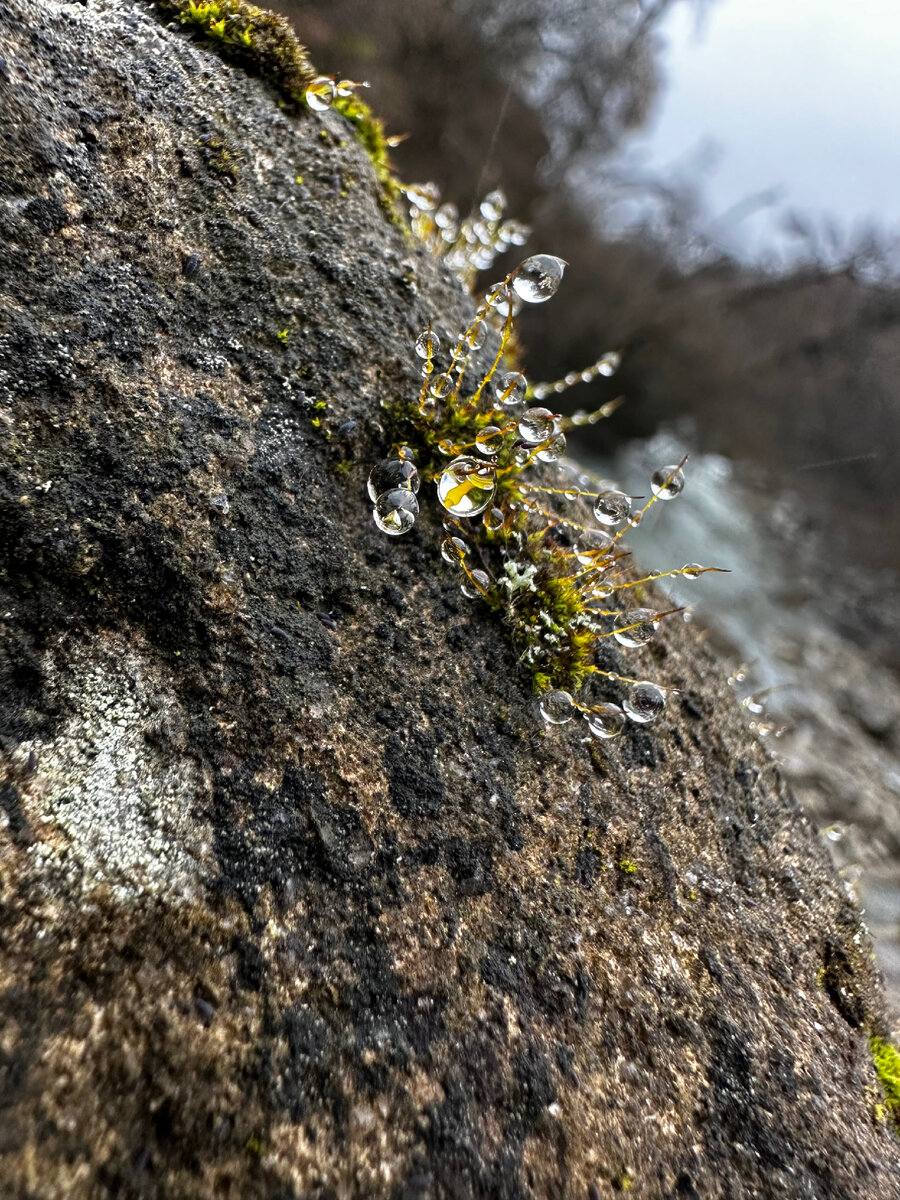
[623,0,900,259]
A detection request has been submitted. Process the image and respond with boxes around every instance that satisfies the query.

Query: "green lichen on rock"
[872,1035,900,1135]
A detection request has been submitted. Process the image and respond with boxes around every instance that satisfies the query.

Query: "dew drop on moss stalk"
[512,254,567,303]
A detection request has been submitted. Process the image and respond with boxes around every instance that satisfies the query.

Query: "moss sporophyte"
[368,190,728,737]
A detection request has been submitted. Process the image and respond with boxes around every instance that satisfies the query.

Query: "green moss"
[333,94,403,215]
[871,1035,900,1136]
[617,859,638,874]
[153,1,404,219]
[156,0,316,96]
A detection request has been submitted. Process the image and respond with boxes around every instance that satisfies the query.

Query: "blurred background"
[278,0,900,1014]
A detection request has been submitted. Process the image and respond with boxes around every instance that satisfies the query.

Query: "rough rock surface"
[1,2,898,1197]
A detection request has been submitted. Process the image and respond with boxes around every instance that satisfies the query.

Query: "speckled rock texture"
[1,2,898,1197]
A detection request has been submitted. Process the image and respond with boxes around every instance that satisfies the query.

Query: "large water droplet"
[305,76,336,111]
[584,703,625,740]
[518,407,556,445]
[437,456,497,517]
[373,489,418,536]
[415,329,440,359]
[512,255,566,304]
[651,464,685,499]
[539,690,576,724]
[593,490,631,527]
[613,609,658,648]
[367,458,419,502]
[623,682,666,724]
[681,563,704,579]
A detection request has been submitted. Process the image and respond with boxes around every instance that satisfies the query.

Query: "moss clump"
[155,0,316,98]
[871,1035,900,1136]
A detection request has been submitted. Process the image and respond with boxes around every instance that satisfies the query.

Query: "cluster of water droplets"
[364,248,719,736]
[402,184,531,287]
[367,450,420,536]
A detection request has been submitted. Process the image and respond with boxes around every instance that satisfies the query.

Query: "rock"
[0,2,898,1197]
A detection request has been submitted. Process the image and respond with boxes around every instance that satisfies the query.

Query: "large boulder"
[1,2,898,1196]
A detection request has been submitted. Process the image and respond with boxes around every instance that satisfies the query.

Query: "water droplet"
[367,458,420,501]
[486,282,520,318]
[584,703,625,740]
[437,456,497,517]
[512,254,566,304]
[335,78,367,97]
[536,431,566,463]
[480,190,506,222]
[613,608,658,648]
[475,426,504,457]
[498,219,530,247]
[483,506,505,531]
[461,568,491,599]
[396,445,416,462]
[623,683,666,724]
[512,445,533,468]
[651,464,685,499]
[441,535,470,564]
[575,530,614,565]
[415,329,440,359]
[682,563,704,579]
[305,76,336,111]
[406,182,440,211]
[437,439,458,457]
[494,371,527,411]
[597,352,621,377]
[518,407,556,445]
[435,202,459,230]
[539,690,576,724]
[429,372,454,399]
[462,323,487,351]
[373,489,418,536]
[593,490,631,527]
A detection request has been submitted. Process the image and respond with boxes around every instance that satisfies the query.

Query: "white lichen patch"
[7,633,213,902]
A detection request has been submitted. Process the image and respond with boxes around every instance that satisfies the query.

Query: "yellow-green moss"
[156,0,316,96]
[871,1035,900,1136]
[617,859,638,874]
